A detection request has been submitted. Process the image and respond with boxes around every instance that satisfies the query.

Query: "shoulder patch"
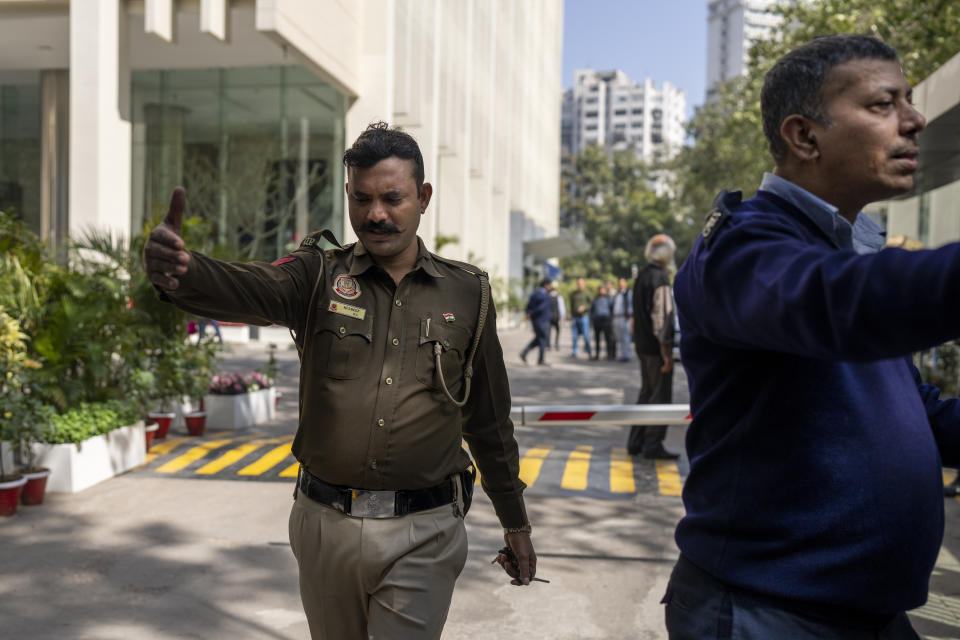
[701,190,741,248]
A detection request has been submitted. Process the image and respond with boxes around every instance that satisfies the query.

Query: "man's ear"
[779,114,820,161]
[419,182,433,214]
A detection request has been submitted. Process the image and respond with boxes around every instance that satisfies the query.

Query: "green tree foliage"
[673,0,960,218]
[560,145,697,279]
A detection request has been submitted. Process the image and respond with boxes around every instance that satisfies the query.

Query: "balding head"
[644,234,676,268]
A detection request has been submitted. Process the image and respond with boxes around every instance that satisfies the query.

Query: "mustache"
[360,221,402,234]
[890,141,919,157]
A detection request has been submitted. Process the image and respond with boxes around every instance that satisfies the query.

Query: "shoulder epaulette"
[431,254,487,278]
[701,190,741,248]
[299,229,343,255]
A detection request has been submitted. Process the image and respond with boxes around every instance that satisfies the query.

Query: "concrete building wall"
[0,0,562,283]
[877,51,960,248]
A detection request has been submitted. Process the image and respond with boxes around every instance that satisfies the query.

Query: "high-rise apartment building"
[561,69,686,164]
[706,0,780,100]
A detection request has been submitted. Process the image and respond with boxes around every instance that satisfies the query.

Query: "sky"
[562,0,709,117]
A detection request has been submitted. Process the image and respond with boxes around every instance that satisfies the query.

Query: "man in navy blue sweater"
[520,278,554,366]
[665,35,960,639]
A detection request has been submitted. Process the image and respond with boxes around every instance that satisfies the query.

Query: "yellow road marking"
[561,445,593,490]
[195,436,293,475]
[238,442,295,476]
[156,438,239,473]
[655,459,683,496]
[279,462,300,478]
[610,447,636,493]
[144,436,193,464]
[519,446,553,488]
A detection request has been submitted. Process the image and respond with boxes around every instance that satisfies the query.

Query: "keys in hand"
[491,546,549,583]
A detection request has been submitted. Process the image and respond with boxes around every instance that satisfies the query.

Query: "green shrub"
[40,400,139,445]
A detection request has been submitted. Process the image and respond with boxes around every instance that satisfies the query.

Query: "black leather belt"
[298,468,457,518]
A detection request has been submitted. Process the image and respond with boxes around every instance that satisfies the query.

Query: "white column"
[201,0,228,41]
[69,0,132,241]
[145,0,174,42]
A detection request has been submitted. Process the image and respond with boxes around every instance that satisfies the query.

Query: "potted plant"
[15,398,53,506]
[181,340,219,436]
[0,307,30,515]
[205,370,276,429]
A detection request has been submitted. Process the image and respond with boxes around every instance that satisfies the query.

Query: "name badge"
[328,301,366,320]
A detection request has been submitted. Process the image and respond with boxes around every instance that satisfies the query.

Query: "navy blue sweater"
[674,190,960,615]
[525,287,552,324]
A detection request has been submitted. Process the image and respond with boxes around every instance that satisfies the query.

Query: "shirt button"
[395,299,402,307]
[392,338,399,346]
[370,459,377,470]
[377,418,385,427]
[385,377,393,385]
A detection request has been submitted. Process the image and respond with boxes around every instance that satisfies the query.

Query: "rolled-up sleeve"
[651,285,675,348]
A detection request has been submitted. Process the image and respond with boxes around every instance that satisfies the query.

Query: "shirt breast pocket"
[314,310,374,380]
[415,317,472,394]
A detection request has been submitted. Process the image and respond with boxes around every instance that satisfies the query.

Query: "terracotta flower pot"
[185,411,207,437]
[147,412,176,439]
[145,422,159,450]
[20,468,51,506]
[0,474,27,516]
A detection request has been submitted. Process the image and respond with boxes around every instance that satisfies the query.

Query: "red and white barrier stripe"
[510,404,691,426]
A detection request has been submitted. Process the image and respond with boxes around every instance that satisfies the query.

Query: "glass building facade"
[131,65,346,262]
[0,71,42,234]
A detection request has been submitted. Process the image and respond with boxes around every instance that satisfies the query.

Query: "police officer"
[144,122,536,639]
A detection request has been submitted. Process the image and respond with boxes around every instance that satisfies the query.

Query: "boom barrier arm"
[509,404,691,427]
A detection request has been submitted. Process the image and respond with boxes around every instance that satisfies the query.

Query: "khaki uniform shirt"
[164,234,528,528]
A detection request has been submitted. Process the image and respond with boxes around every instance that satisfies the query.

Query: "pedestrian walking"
[568,277,592,358]
[590,284,615,360]
[612,277,633,362]
[144,122,536,640]
[664,35,960,639]
[520,278,554,366]
[549,287,566,350]
[626,235,677,460]
[196,317,223,344]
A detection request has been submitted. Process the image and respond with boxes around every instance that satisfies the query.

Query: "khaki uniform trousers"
[288,489,468,639]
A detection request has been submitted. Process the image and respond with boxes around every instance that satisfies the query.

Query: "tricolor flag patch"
[442,313,455,323]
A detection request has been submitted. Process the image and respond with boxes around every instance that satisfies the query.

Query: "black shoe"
[519,351,528,364]
[642,445,680,460]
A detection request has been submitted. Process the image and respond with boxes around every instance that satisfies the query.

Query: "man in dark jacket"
[626,234,678,459]
[664,35,960,639]
[520,278,554,366]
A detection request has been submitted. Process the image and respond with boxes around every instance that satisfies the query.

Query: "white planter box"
[203,387,276,429]
[219,323,250,343]
[30,421,146,494]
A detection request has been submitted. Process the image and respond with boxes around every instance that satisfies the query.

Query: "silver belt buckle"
[349,489,396,518]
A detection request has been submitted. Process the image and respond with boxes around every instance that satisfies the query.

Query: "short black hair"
[343,121,425,194]
[539,278,553,288]
[761,35,899,162]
